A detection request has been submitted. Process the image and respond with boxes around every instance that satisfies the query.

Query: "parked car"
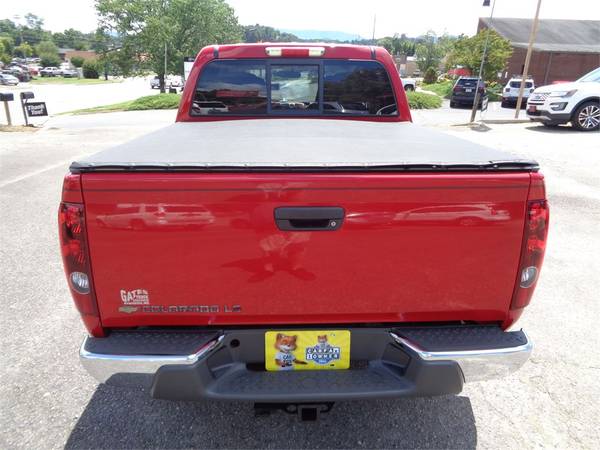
[527,66,600,131]
[0,73,19,86]
[501,77,535,108]
[401,77,416,91]
[167,75,184,88]
[450,77,488,108]
[5,66,31,82]
[27,65,40,77]
[63,44,546,417]
[61,68,79,78]
[40,67,61,77]
[150,76,160,89]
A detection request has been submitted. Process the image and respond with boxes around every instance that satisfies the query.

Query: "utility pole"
[372,14,377,42]
[162,41,167,94]
[515,0,543,118]
[470,0,497,123]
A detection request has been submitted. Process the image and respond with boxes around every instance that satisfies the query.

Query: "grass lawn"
[29,77,122,85]
[67,93,182,115]
[421,81,454,99]
[422,80,503,102]
[406,91,442,109]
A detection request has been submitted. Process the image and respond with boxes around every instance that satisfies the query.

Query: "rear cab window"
[191,59,397,116]
[457,78,481,88]
[509,81,533,88]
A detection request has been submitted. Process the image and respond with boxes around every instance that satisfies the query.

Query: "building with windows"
[478,17,600,84]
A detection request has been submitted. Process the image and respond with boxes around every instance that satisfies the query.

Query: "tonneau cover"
[71,120,538,172]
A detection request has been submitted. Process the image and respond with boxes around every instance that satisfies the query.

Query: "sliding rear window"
[193,60,267,115]
[191,59,397,116]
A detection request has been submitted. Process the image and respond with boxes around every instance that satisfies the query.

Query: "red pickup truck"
[60,44,548,418]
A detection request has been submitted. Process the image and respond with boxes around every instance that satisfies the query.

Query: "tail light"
[59,174,104,336]
[453,86,462,92]
[510,174,549,310]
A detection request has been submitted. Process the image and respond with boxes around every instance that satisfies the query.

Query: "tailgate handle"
[274,207,344,231]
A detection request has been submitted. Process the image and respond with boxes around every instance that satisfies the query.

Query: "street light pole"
[515,0,543,118]
[470,0,497,123]
[372,14,377,42]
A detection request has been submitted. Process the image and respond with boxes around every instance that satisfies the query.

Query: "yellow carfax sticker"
[265,330,350,371]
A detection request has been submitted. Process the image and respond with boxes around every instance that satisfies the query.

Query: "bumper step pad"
[81,325,531,401]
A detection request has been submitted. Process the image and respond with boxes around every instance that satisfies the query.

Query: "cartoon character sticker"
[273,333,307,370]
[265,330,350,371]
[305,334,341,365]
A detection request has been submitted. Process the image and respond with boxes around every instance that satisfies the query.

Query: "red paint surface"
[176,44,412,123]
[81,172,535,330]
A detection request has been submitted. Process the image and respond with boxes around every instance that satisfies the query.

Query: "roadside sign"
[25,102,48,117]
[183,57,195,83]
[481,96,489,112]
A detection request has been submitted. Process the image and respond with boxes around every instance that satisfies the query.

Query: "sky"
[3,0,600,37]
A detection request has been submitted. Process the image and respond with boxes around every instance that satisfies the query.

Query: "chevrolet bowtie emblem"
[119,306,138,314]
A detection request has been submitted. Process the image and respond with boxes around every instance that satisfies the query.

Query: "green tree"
[378,34,416,57]
[70,56,85,67]
[82,59,100,78]
[24,13,44,30]
[446,30,512,82]
[14,42,33,57]
[35,40,61,67]
[0,36,14,64]
[415,31,444,73]
[423,67,437,84]
[18,13,51,46]
[53,28,91,50]
[96,0,242,92]
[243,25,298,43]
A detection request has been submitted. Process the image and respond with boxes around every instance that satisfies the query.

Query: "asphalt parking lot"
[1,109,599,449]
[0,77,156,126]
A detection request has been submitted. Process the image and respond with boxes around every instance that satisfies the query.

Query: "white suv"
[501,77,535,108]
[527,67,600,131]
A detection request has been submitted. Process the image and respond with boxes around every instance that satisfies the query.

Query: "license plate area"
[265,330,350,371]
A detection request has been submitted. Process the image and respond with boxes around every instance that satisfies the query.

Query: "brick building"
[478,17,600,85]
[58,48,97,63]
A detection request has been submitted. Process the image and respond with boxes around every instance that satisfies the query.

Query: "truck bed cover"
[71,120,538,172]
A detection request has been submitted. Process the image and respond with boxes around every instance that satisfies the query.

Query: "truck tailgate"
[82,172,530,328]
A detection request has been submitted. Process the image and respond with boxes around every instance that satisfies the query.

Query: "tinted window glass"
[192,59,397,116]
[457,78,481,87]
[323,61,397,115]
[193,61,267,115]
[271,65,319,110]
[577,67,600,82]
[509,81,533,88]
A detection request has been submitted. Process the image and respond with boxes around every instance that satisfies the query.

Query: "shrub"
[82,59,100,79]
[70,56,85,68]
[486,82,503,102]
[423,67,437,84]
[406,91,442,109]
[40,53,61,68]
[126,94,181,111]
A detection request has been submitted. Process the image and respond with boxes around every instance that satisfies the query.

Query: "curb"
[451,119,531,127]
[481,119,531,124]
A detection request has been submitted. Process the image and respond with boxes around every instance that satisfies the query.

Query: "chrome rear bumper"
[79,326,532,400]
[80,335,223,387]
[390,331,532,382]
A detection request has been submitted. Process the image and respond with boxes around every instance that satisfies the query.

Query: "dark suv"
[450,77,487,108]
